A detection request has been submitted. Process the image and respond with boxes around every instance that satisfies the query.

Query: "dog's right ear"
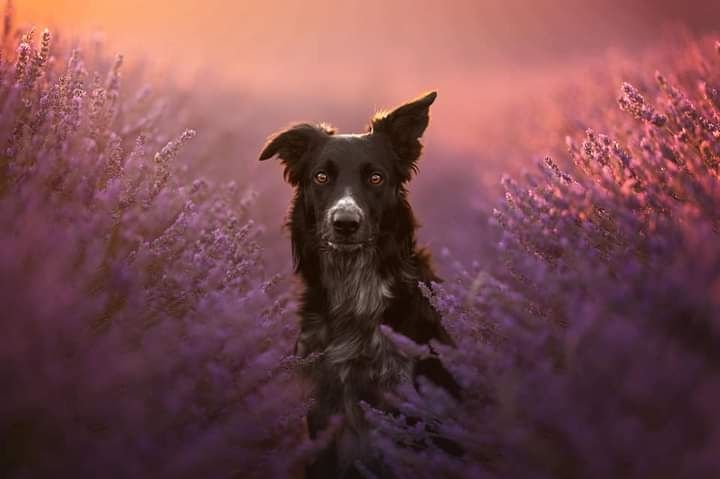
[258,123,334,185]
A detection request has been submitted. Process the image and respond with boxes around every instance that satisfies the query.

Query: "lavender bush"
[370,40,720,479]
[0,14,315,479]
[2,3,720,478]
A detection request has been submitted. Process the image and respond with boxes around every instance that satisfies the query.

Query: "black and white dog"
[259,92,459,478]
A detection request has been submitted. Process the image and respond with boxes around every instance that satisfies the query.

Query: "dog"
[259,91,459,478]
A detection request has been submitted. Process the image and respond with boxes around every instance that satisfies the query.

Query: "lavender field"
[1,3,720,478]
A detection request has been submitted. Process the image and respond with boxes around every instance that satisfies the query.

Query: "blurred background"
[4,4,720,477]
[15,0,720,269]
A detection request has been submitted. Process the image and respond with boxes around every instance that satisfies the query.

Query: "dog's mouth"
[322,236,375,252]
[325,240,365,252]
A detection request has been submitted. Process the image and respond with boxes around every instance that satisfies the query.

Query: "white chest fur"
[319,251,407,385]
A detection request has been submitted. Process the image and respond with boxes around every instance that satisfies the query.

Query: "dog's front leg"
[305,391,344,478]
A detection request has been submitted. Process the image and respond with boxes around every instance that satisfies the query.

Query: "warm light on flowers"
[1,1,719,478]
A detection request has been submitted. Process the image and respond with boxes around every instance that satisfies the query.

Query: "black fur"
[259,91,459,478]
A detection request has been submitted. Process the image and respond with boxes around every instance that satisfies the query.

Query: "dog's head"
[259,91,436,253]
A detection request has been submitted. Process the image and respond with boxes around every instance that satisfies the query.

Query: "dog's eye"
[368,172,384,185]
[313,171,329,184]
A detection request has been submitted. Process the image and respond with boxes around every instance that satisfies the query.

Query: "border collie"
[259,91,459,478]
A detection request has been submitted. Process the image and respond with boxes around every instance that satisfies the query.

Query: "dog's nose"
[332,210,360,235]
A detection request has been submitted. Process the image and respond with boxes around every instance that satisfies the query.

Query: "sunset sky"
[19,1,720,89]
[14,1,720,162]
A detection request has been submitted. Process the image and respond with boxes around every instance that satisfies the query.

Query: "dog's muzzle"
[324,194,368,250]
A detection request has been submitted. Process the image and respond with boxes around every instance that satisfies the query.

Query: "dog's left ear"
[370,91,437,181]
[258,123,334,185]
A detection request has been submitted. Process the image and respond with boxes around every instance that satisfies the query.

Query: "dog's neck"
[319,249,393,320]
[316,247,409,392]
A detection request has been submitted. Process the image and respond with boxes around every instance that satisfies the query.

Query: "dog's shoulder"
[382,249,462,400]
[381,246,447,342]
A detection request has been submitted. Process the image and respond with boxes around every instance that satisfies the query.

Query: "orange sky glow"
[14,0,720,158]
